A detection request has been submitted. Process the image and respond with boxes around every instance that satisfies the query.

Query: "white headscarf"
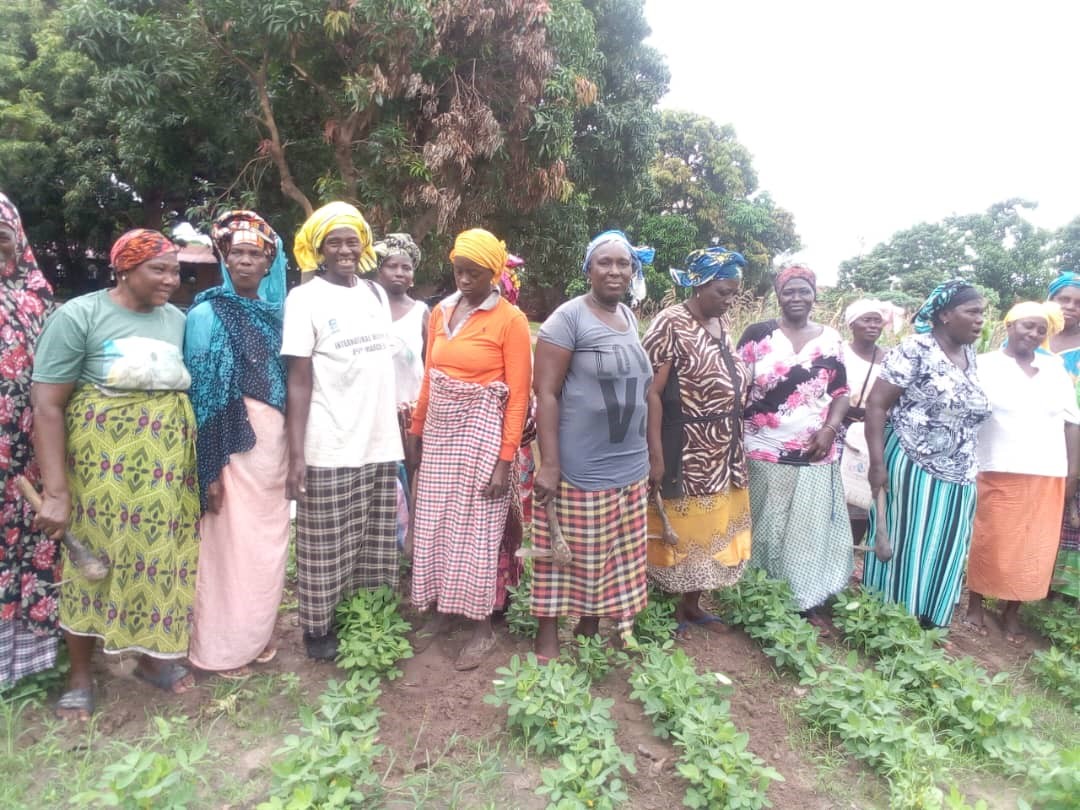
[844,298,889,326]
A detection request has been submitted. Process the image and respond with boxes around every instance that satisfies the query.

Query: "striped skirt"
[296,462,399,636]
[1053,488,1080,598]
[530,479,648,628]
[410,372,511,620]
[863,429,976,628]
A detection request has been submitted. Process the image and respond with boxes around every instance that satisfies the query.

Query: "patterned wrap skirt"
[296,461,398,636]
[748,459,853,611]
[646,487,751,593]
[863,429,976,628]
[530,479,649,629]
[59,388,200,657]
[410,371,512,620]
[1054,488,1080,598]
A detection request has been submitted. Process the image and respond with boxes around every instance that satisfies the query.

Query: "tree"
[1049,216,1080,273]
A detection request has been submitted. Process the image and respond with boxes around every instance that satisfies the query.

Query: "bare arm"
[420,306,430,364]
[284,355,313,501]
[29,381,76,539]
[864,378,904,495]
[645,360,672,489]
[806,394,850,462]
[532,339,573,505]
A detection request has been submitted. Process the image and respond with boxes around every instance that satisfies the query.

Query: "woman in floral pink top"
[737,265,853,631]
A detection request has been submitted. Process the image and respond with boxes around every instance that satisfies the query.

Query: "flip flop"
[217,666,252,680]
[134,662,194,694]
[254,646,278,664]
[55,686,95,720]
[673,621,692,640]
[690,614,726,628]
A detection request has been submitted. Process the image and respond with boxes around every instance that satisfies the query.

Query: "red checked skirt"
[410,371,512,620]
[530,479,649,628]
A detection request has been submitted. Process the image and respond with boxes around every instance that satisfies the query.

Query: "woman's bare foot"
[573,616,600,639]
[455,618,496,671]
[134,658,196,694]
[413,611,449,653]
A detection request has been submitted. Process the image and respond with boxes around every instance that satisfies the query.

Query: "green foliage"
[1020,599,1080,654]
[505,559,540,639]
[71,717,209,809]
[334,585,413,679]
[486,654,634,808]
[631,587,679,645]
[1030,647,1080,712]
[574,633,618,682]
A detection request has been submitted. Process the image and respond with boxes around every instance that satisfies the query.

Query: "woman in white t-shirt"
[282,203,403,660]
[966,302,1080,642]
[841,299,889,543]
[373,233,429,406]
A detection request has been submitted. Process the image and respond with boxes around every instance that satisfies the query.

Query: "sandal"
[455,634,497,671]
[217,666,252,680]
[55,686,95,720]
[134,662,194,694]
[254,646,278,664]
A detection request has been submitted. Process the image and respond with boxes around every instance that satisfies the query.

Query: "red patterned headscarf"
[210,210,278,259]
[109,229,177,274]
[774,264,817,295]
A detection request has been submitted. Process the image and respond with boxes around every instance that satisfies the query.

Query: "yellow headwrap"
[293,202,377,274]
[449,228,508,279]
[1004,300,1065,339]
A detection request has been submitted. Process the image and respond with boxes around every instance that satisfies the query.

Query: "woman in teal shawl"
[184,210,289,676]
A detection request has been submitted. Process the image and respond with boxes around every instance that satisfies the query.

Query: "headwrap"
[581,230,654,304]
[1004,301,1064,338]
[844,298,890,326]
[449,228,508,278]
[211,210,277,259]
[1047,271,1080,300]
[501,254,524,304]
[184,221,287,511]
[774,264,816,294]
[109,228,177,274]
[669,246,746,287]
[293,201,376,274]
[911,279,979,334]
[373,232,422,269]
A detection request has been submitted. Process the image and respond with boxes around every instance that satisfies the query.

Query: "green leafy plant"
[1029,646,1080,711]
[505,560,539,639]
[335,585,413,679]
[1020,600,1080,654]
[575,634,617,683]
[632,588,679,645]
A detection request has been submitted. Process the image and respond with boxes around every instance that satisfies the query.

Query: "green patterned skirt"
[58,387,200,657]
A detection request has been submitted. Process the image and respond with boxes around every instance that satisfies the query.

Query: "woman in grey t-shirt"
[530,230,654,661]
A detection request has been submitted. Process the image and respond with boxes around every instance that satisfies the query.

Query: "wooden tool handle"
[15,476,44,511]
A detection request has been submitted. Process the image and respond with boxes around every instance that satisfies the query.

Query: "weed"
[1019,600,1080,654]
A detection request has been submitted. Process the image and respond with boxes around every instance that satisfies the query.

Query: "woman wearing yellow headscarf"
[281,202,402,660]
[407,228,532,671]
[966,302,1079,642]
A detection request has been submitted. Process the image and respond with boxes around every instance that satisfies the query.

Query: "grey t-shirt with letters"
[538,295,652,491]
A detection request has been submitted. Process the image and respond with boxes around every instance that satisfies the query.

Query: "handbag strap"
[854,345,879,405]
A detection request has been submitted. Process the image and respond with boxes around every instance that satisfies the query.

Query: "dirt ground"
[3,577,1070,810]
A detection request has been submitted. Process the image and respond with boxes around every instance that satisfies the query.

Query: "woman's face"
[125,253,181,309]
[939,298,986,345]
[0,225,16,262]
[225,242,270,297]
[1052,287,1080,330]
[778,278,815,319]
[378,254,415,296]
[319,226,362,277]
[587,242,633,305]
[1006,316,1048,354]
[850,312,884,344]
[694,277,740,319]
[452,256,492,300]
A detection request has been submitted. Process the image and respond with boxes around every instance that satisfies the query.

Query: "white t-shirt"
[976,350,1080,477]
[387,300,427,405]
[281,276,403,468]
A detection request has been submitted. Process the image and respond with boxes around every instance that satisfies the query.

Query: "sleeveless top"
[388,300,428,404]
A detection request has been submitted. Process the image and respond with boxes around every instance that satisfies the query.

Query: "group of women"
[1,187,1076,720]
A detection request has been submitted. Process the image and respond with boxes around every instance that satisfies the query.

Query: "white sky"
[643,0,1079,283]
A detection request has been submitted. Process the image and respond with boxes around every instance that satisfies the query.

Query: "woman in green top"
[31,229,200,720]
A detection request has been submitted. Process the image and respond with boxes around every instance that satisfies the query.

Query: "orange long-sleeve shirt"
[410,292,533,461]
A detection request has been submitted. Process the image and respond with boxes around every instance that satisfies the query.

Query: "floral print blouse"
[737,321,849,466]
[878,333,990,484]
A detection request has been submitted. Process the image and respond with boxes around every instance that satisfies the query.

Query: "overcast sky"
[643,0,1079,282]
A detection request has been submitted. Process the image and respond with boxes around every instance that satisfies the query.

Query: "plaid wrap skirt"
[410,371,512,620]
[296,462,399,635]
[530,479,649,626]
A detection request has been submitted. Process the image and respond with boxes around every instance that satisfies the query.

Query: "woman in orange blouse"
[407,228,532,670]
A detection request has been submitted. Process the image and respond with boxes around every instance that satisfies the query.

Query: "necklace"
[588,291,619,313]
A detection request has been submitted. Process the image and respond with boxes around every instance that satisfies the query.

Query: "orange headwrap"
[110,229,177,273]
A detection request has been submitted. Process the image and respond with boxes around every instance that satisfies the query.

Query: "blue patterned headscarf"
[183,213,287,511]
[1048,271,1080,300]
[912,279,978,334]
[670,247,746,287]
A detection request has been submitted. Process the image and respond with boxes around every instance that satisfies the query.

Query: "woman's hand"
[806,426,837,463]
[483,459,511,499]
[34,490,71,541]
[868,462,888,498]
[286,456,307,502]
[206,480,224,514]
[648,453,665,491]
[534,463,561,505]
[406,434,422,474]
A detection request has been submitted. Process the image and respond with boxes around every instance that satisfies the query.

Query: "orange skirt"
[968,471,1064,601]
